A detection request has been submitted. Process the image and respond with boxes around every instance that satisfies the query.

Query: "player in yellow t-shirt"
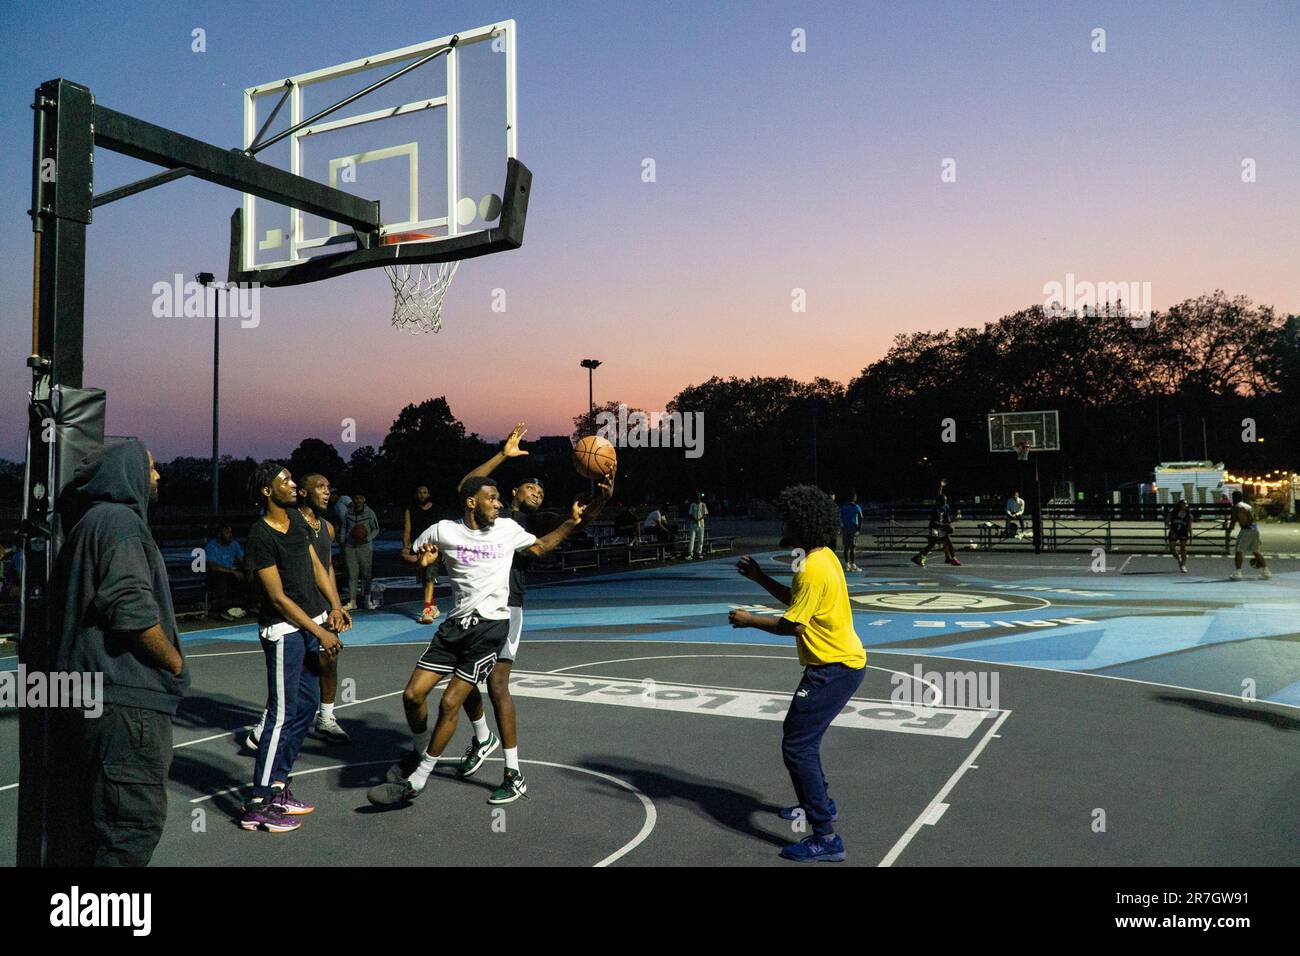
[729,484,866,862]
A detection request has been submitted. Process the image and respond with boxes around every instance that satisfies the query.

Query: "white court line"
[878,708,1013,867]
[181,637,1291,714]
[547,653,948,705]
[1117,555,1136,574]
[186,757,656,868]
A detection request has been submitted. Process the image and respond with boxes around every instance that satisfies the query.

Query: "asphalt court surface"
[2,549,1298,865]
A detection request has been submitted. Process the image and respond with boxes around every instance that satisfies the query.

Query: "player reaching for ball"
[452,423,555,802]
[728,485,866,863]
[370,463,614,806]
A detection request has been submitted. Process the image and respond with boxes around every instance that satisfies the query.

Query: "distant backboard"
[239,21,517,276]
[988,410,1060,453]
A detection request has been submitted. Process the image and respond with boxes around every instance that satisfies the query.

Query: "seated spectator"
[613,504,642,544]
[642,504,674,543]
[204,523,248,621]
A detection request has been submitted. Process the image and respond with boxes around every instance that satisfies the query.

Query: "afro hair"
[777,484,840,551]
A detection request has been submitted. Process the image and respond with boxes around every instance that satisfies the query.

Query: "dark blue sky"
[2,0,1296,461]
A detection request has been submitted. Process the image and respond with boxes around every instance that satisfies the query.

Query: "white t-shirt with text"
[411,518,537,620]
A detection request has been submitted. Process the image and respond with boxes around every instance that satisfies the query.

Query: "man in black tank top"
[404,485,441,624]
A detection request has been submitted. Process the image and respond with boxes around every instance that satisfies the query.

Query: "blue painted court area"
[158,549,1300,707]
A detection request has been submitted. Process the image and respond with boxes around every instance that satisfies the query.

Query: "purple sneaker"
[240,800,301,833]
[270,786,314,816]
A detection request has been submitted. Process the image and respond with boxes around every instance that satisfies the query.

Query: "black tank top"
[302,509,333,570]
[408,504,438,542]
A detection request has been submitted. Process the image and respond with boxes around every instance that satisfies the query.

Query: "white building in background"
[1151,462,1235,504]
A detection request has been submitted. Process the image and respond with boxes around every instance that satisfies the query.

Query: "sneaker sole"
[241,819,301,833]
[313,727,351,745]
[367,782,418,806]
[779,851,846,862]
[459,736,500,778]
[271,804,314,816]
[487,785,526,805]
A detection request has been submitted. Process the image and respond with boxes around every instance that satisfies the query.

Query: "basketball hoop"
[381,232,460,334]
[1014,440,1033,461]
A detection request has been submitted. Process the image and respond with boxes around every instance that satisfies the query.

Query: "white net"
[384,259,461,334]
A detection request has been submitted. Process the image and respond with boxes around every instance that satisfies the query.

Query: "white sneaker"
[228,606,247,619]
[343,601,357,611]
[1229,571,1242,581]
[1260,568,1271,580]
[313,714,350,744]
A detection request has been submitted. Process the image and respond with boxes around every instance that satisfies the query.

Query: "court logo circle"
[851,590,1050,612]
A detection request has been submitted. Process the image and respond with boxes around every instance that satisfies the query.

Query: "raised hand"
[736,555,765,582]
[502,422,529,458]
[595,469,615,500]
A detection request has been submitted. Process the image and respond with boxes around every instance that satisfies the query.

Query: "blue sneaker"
[778,798,837,822]
[780,833,846,863]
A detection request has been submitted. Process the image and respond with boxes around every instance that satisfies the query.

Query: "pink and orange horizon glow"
[2,0,1297,460]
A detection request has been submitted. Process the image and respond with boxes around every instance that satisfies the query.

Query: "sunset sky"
[1,0,1297,461]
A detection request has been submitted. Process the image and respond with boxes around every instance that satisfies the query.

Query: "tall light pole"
[580,359,601,495]
[197,272,219,514]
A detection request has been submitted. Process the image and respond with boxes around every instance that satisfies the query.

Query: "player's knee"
[437,693,461,721]
[402,686,425,710]
[487,668,511,699]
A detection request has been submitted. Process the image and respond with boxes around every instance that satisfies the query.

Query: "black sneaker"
[385,748,422,783]
[366,780,421,806]
[487,767,528,805]
[457,732,500,778]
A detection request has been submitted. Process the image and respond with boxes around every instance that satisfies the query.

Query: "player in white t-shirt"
[369,473,609,806]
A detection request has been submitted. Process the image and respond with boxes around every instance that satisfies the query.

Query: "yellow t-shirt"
[783,548,866,668]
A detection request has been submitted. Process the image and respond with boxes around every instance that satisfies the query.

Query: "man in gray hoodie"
[44,440,189,866]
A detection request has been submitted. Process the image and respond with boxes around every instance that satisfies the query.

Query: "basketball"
[573,434,617,479]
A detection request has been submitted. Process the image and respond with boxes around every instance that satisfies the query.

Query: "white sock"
[412,730,430,754]
[504,746,519,772]
[472,716,491,743]
[407,753,438,790]
[318,702,335,721]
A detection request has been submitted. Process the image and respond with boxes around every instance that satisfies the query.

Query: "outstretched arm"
[459,421,529,491]
[728,609,802,637]
[734,555,793,605]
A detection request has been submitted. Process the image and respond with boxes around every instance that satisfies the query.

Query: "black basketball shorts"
[416,613,509,683]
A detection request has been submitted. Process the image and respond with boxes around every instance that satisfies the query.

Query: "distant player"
[403,485,441,624]
[1166,499,1192,573]
[370,468,611,806]
[838,491,863,571]
[729,485,866,862]
[1229,495,1269,581]
[912,492,960,567]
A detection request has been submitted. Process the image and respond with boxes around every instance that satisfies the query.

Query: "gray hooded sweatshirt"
[47,440,190,714]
